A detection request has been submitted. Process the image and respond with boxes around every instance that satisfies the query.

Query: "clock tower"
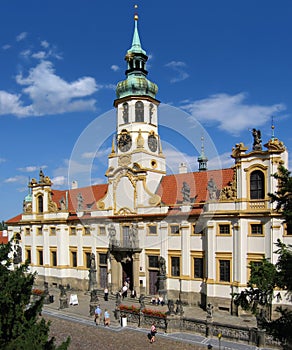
[98,11,166,215]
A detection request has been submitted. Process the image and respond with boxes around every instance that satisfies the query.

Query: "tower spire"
[198,135,208,171]
[115,5,158,101]
[129,5,146,55]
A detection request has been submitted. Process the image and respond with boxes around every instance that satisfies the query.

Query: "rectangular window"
[148,225,157,235]
[192,225,204,235]
[85,252,91,268]
[170,224,180,235]
[251,224,263,235]
[171,256,180,276]
[50,227,56,235]
[148,255,159,268]
[219,260,230,282]
[37,227,42,235]
[51,250,57,267]
[71,251,77,267]
[99,226,106,235]
[194,257,204,279]
[286,223,292,236]
[219,224,230,235]
[25,248,31,263]
[25,227,30,235]
[99,253,107,265]
[84,226,91,235]
[70,226,76,235]
[37,250,43,266]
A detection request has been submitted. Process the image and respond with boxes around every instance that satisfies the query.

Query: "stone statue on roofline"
[181,181,191,203]
[207,178,218,200]
[252,128,262,151]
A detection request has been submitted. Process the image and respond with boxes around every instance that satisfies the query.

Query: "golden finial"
[134,4,138,21]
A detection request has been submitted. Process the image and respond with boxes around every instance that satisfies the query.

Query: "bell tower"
[98,9,166,215]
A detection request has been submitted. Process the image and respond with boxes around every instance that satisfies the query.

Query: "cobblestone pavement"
[45,315,207,350]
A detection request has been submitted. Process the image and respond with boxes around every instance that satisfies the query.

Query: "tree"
[0,221,7,230]
[234,165,292,349]
[0,240,70,350]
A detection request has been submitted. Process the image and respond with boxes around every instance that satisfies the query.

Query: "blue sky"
[1,0,292,220]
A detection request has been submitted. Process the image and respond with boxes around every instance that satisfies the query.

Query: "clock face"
[118,133,132,152]
[148,134,157,152]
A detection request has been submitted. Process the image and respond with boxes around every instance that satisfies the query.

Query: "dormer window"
[250,170,265,199]
[135,101,144,122]
[37,195,43,213]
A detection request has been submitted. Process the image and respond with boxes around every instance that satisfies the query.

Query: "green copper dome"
[24,193,32,202]
[115,14,158,100]
[116,75,158,99]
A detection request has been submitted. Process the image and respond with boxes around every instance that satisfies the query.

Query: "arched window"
[250,170,265,199]
[135,101,144,122]
[149,103,154,124]
[122,102,129,123]
[38,195,43,213]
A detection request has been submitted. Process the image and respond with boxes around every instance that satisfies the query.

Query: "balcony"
[109,238,141,253]
[248,200,267,210]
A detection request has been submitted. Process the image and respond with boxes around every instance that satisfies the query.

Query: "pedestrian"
[150,322,157,343]
[104,309,110,326]
[104,286,109,301]
[122,283,128,299]
[94,304,102,325]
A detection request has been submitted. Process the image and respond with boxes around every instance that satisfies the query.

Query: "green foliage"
[266,307,292,350]
[269,165,292,225]
[234,165,292,348]
[0,240,70,350]
[234,259,277,314]
[274,239,292,293]
[0,221,7,230]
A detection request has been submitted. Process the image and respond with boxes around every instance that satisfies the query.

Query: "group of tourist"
[151,295,165,306]
[94,304,110,327]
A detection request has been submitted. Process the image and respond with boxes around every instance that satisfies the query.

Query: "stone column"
[132,252,140,296]
[110,254,120,292]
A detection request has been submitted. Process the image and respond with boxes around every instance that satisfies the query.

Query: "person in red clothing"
[150,322,157,343]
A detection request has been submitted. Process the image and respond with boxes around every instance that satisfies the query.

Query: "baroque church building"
[7,13,291,313]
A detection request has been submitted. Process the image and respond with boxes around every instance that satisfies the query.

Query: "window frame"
[170,256,181,277]
[250,170,265,200]
[169,224,180,235]
[50,248,57,267]
[218,223,231,236]
[249,222,264,236]
[37,248,43,266]
[148,224,158,235]
[216,253,232,284]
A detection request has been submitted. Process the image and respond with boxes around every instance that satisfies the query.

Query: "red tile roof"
[0,230,8,244]
[5,168,234,223]
[52,184,108,212]
[156,168,234,205]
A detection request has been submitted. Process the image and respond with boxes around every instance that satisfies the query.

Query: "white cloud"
[2,44,11,50]
[41,40,49,49]
[181,93,285,135]
[82,147,111,160]
[12,60,98,116]
[208,152,234,170]
[4,175,26,183]
[0,90,32,116]
[16,32,28,42]
[20,49,31,58]
[111,65,120,72]
[18,165,47,172]
[51,176,66,186]
[165,61,189,83]
[31,51,47,60]
[0,158,6,163]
